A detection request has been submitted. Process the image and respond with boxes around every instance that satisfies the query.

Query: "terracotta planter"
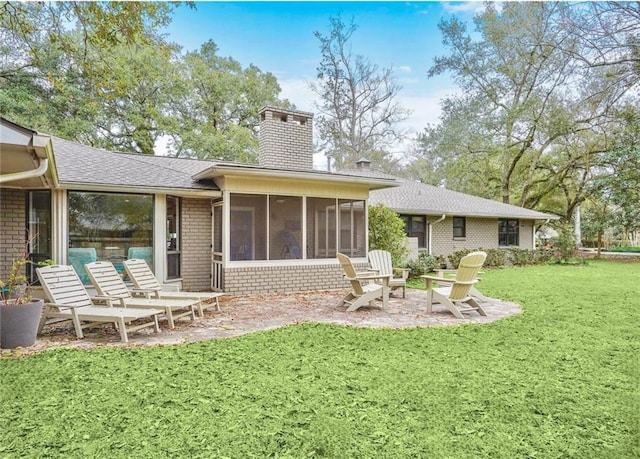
[0,299,44,349]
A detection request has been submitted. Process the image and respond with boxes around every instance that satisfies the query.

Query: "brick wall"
[223,261,368,295]
[180,198,212,291]
[259,106,314,171]
[0,189,26,280]
[431,216,535,258]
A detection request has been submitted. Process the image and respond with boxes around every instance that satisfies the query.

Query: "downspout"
[0,158,49,184]
[428,214,446,255]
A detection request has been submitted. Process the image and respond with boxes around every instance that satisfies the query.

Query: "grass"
[607,246,640,253]
[1,261,638,458]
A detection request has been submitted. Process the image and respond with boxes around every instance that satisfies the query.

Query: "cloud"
[278,77,319,113]
[442,1,490,15]
[397,65,412,73]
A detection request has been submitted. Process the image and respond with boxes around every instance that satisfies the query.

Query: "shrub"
[368,204,409,266]
[448,247,508,268]
[508,248,536,266]
[405,252,440,278]
[555,225,577,263]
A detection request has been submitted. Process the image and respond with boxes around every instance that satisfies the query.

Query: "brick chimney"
[259,106,314,171]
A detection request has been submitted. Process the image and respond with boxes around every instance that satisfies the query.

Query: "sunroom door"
[211,202,223,291]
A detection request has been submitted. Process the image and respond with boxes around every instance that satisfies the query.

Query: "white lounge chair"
[123,258,223,317]
[36,264,162,343]
[368,249,410,298]
[85,261,197,328]
[336,252,390,312]
[421,251,488,319]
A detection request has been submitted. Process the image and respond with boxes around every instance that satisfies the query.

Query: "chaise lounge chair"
[36,264,162,343]
[123,258,224,317]
[336,252,391,312]
[420,251,488,319]
[85,261,198,328]
[368,249,410,298]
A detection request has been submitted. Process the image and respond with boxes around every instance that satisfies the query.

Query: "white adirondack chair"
[368,249,410,298]
[85,261,197,328]
[37,264,161,343]
[123,258,223,317]
[336,252,390,312]
[421,251,488,319]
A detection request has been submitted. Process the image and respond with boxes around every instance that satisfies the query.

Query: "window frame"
[499,218,520,246]
[453,216,466,239]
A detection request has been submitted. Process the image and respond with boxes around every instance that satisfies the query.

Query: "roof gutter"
[0,158,49,184]
[428,214,446,255]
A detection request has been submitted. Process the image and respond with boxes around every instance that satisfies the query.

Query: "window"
[338,199,366,257]
[166,196,181,279]
[68,192,153,282]
[26,191,51,284]
[229,194,267,261]
[499,219,519,246]
[307,197,337,259]
[269,195,302,260]
[453,217,466,238]
[229,194,366,261]
[400,215,427,248]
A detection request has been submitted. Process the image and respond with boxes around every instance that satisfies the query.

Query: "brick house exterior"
[1,110,555,295]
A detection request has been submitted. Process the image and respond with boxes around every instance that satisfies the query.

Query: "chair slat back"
[368,250,393,276]
[37,265,93,307]
[337,252,365,295]
[123,259,161,290]
[449,251,487,300]
[85,261,132,297]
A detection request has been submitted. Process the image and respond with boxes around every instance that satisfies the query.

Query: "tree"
[163,40,287,161]
[312,16,410,171]
[415,2,636,221]
[368,204,409,266]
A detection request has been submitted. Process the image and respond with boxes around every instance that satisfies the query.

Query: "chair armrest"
[44,301,86,309]
[345,273,392,282]
[92,293,128,307]
[394,267,411,280]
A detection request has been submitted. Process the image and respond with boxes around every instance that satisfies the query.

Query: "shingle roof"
[364,174,557,220]
[52,137,219,191]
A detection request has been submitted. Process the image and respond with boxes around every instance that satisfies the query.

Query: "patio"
[10,288,522,354]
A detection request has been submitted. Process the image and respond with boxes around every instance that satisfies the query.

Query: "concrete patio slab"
[2,288,522,355]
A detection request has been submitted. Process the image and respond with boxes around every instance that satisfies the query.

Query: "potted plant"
[0,250,47,349]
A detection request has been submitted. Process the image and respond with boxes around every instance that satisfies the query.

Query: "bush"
[405,253,440,278]
[508,248,536,266]
[555,225,577,263]
[368,204,409,266]
[448,248,508,268]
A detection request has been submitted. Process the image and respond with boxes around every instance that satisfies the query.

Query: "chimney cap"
[356,158,371,169]
[259,105,314,118]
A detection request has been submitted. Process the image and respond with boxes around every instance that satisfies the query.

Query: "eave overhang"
[193,164,399,191]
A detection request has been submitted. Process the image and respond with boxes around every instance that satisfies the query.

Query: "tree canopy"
[0,1,287,160]
[412,2,639,221]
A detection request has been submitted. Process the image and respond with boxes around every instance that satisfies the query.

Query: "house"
[350,159,558,260]
[1,107,556,296]
[1,108,396,295]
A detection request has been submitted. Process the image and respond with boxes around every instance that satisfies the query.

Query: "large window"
[229,194,366,261]
[26,191,51,284]
[400,215,426,248]
[453,217,466,238]
[68,192,153,282]
[499,219,519,246]
[166,196,181,279]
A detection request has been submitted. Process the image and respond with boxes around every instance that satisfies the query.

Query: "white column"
[154,194,166,282]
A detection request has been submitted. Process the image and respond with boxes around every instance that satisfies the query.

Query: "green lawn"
[1,261,638,458]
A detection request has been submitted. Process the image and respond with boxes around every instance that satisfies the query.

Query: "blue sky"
[163,1,484,153]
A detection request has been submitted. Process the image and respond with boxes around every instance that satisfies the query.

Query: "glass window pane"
[269,195,302,259]
[338,199,366,257]
[166,196,181,279]
[27,191,51,284]
[306,198,336,259]
[68,192,153,282]
[230,194,267,261]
